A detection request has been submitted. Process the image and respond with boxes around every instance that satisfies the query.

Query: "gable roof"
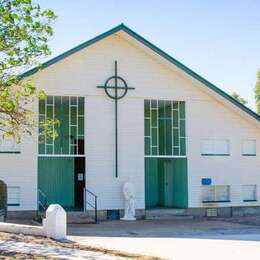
[21,23,260,122]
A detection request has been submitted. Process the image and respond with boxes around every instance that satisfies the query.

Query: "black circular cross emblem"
[97,61,135,178]
[103,75,129,100]
[97,61,135,100]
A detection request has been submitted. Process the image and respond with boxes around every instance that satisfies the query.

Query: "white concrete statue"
[121,177,136,221]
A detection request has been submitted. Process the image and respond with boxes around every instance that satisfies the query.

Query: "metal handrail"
[84,188,98,223]
[0,209,5,221]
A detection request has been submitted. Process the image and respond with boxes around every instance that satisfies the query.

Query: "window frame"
[0,138,21,154]
[144,99,186,157]
[242,184,257,202]
[38,95,85,156]
[242,139,256,156]
[202,185,231,203]
[201,139,230,156]
[7,186,21,206]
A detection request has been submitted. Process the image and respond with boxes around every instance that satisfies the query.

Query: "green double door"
[145,158,188,208]
[38,157,75,209]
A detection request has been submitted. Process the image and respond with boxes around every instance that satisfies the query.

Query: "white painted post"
[43,204,67,240]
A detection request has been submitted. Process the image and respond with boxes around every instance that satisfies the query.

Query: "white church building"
[1,24,260,220]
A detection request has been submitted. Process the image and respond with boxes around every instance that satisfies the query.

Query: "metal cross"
[97,61,135,177]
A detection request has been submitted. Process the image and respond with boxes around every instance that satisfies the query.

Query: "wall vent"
[206,208,217,217]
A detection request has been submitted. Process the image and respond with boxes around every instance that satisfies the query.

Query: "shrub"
[0,180,7,220]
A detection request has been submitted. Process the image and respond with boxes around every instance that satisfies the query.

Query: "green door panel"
[172,158,188,208]
[164,160,174,207]
[145,158,188,208]
[38,157,74,208]
[145,158,158,208]
[157,159,165,206]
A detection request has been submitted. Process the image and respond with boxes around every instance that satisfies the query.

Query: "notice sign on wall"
[77,173,84,181]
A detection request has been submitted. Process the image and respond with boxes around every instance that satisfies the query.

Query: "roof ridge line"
[20,23,260,122]
[120,25,260,121]
[21,23,125,78]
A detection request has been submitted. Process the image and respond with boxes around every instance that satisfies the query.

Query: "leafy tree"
[0,0,58,141]
[254,69,260,114]
[231,92,248,105]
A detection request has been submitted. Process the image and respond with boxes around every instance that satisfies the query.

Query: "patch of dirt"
[0,232,160,259]
[0,250,55,259]
[5,218,35,226]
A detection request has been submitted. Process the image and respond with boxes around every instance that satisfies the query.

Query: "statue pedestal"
[120,216,136,221]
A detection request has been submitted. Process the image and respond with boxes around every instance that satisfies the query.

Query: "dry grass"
[0,232,161,260]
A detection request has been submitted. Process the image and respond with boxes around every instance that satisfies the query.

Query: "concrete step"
[145,208,194,220]
[67,212,96,224]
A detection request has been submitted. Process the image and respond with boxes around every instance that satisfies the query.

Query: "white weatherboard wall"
[2,33,260,211]
[86,96,144,209]
[187,99,260,208]
[0,133,38,211]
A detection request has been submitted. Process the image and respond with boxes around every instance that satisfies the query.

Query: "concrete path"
[0,240,124,259]
[68,219,260,260]
[70,234,260,260]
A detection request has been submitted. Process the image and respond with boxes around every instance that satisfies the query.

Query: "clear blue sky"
[38,0,260,111]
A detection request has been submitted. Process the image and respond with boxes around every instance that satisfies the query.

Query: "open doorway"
[74,139,85,210]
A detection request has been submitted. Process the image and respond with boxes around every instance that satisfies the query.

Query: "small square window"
[202,186,215,202]
[201,139,230,155]
[7,186,20,206]
[0,138,20,153]
[242,140,256,156]
[216,185,230,202]
[242,185,257,202]
[202,185,230,202]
